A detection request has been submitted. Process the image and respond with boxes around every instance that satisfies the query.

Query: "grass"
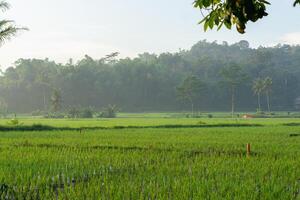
[2,116,300,128]
[0,117,299,199]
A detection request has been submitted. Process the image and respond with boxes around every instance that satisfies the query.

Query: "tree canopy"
[193,0,300,33]
[0,40,300,114]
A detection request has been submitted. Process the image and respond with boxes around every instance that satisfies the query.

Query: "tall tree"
[36,72,51,111]
[220,64,247,117]
[263,77,273,113]
[50,89,62,112]
[0,1,27,45]
[176,75,205,116]
[252,78,265,112]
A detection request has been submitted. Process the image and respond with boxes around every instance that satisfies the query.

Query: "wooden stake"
[246,143,251,157]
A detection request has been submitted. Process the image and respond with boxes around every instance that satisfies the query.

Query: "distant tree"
[0,1,27,46]
[176,75,205,116]
[50,89,62,112]
[252,78,265,112]
[263,77,273,112]
[193,0,300,34]
[220,64,247,117]
[100,52,120,64]
[0,97,8,117]
[36,72,51,111]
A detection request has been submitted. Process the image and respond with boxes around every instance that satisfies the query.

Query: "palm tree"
[252,78,264,112]
[263,77,273,113]
[0,1,28,46]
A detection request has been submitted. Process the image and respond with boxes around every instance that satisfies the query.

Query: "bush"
[80,107,94,118]
[44,112,65,119]
[97,105,119,118]
[31,110,44,116]
[197,121,207,125]
[67,107,94,118]
[67,107,81,118]
[7,118,23,126]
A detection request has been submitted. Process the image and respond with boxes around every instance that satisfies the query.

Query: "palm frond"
[0,20,14,27]
[0,1,28,46]
[0,0,10,12]
[0,24,28,46]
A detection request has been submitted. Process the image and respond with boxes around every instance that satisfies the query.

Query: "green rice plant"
[0,119,299,199]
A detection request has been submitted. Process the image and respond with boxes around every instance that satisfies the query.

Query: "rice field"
[0,117,299,199]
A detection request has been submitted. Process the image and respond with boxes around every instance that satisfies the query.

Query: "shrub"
[98,105,119,118]
[31,110,43,116]
[44,112,65,119]
[79,107,94,118]
[7,118,23,126]
[67,107,94,118]
[67,107,81,118]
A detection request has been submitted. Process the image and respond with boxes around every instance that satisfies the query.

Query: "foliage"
[193,0,299,33]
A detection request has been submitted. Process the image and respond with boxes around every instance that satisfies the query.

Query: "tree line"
[0,40,300,114]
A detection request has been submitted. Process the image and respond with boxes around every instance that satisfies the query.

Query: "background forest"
[1,40,300,114]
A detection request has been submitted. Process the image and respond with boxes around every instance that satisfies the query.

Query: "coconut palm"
[263,77,273,113]
[252,78,265,112]
[0,1,27,46]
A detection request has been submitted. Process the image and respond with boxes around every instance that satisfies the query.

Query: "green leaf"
[204,20,209,31]
[224,22,231,30]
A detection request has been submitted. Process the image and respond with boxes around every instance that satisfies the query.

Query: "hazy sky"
[0,0,299,68]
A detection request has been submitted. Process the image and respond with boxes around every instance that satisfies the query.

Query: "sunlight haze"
[0,0,299,68]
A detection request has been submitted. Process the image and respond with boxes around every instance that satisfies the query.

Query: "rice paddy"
[0,117,299,199]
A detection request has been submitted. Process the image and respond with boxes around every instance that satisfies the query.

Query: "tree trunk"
[258,93,261,112]
[43,89,47,111]
[231,85,235,118]
[266,91,271,113]
[189,97,194,117]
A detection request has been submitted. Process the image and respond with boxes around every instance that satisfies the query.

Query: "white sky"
[0,0,300,68]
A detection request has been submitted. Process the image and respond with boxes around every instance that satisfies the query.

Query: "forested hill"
[1,40,300,113]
